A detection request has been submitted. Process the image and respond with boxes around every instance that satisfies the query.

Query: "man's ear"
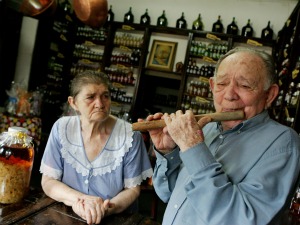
[209,77,215,90]
[68,96,78,111]
[266,84,279,108]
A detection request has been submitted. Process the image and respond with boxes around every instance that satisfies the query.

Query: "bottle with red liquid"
[290,187,300,217]
[0,127,34,204]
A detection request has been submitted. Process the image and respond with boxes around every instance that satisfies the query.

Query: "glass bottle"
[226,17,238,35]
[140,9,151,25]
[241,19,253,37]
[124,7,134,24]
[212,15,224,33]
[0,127,34,204]
[261,21,273,40]
[192,14,203,31]
[290,187,300,216]
[157,10,168,27]
[176,12,187,29]
[106,5,114,23]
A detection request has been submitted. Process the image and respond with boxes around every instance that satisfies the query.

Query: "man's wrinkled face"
[210,52,270,129]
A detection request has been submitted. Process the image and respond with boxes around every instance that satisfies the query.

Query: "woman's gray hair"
[214,47,277,90]
[69,70,112,98]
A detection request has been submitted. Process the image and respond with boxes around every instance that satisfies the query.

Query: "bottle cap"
[8,127,28,134]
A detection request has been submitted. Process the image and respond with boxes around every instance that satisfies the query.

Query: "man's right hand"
[139,112,177,154]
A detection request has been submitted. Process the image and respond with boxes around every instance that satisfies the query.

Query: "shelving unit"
[28,2,277,134]
[270,1,300,134]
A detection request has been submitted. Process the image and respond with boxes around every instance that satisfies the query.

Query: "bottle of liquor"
[212,15,224,33]
[140,9,151,25]
[157,10,168,27]
[176,12,187,29]
[241,19,253,37]
[104,5,115,27]
[226,17,238,35]
[192,14,203,31]
[106,5,114,23]
[124,7,134,24]
[290,187,300,216]
[261,21,273,40]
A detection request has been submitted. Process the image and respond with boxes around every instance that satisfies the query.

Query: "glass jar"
[0,127,34,204]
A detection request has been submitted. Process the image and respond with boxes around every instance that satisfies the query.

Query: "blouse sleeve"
[39,119,63,180]
[123,131,153,188]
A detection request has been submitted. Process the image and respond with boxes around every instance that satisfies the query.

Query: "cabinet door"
[133,30,189,119]
[272,8,300,133]
[182,32,230,114]
[104,25,146,120]
[70,25,108,76]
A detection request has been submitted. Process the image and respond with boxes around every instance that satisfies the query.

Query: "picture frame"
[147,40,178,71]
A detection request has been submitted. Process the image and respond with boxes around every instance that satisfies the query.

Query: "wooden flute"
[132,110,245,131]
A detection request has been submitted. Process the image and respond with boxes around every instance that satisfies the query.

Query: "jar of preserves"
[0,127,34,204]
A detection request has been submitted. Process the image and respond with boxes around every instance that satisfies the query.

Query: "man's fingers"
[197,116,212,128]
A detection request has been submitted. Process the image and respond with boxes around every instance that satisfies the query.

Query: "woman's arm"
[42,175,109,225]
[106,186,140,216]
[41,174,84,206]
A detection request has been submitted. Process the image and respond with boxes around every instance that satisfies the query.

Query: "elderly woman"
[40,70,153,224]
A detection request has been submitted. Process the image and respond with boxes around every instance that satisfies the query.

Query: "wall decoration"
[147,40,177,71]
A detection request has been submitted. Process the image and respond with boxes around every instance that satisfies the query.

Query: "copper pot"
[6,0,57,17]
[73,0,108,28]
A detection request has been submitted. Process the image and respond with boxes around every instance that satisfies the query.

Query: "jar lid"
[8,126,28,134]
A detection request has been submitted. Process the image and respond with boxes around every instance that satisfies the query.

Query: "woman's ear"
[266,84,279,108]
[68,96,78,111]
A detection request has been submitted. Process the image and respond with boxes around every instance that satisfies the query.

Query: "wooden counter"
[0,188,161,225]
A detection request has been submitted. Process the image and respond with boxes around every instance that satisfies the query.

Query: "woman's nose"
[94,96,104,107]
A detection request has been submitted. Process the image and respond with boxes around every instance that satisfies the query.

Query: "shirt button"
[219,135,224,139]
[84,179,89,184]
[174,204,178,209]
[170,157,174,160]
[163,177,167,180]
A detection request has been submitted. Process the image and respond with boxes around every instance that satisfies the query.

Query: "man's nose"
[224,83,239,101]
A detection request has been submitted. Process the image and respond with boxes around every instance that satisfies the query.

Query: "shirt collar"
[217,110,270,134]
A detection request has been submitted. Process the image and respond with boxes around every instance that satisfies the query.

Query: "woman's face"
[69,83,111,123]
[209,52,278,130]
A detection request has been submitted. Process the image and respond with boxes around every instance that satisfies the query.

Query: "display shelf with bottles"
[271,2,300,133]
[180,31,231,114]
[103,23,148,119]
[29,12,277,133]
[70,24,108,76]
[29,1,76,132]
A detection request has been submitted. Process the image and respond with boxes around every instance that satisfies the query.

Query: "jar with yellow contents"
[0,127,34,204]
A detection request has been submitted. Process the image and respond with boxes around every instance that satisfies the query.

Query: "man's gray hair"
[214,47,277,90]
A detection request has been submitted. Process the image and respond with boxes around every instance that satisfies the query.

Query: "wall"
[108,0,297,38]
[13,0,298,91]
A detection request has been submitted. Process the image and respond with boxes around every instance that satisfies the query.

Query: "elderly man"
[144,47,300,225]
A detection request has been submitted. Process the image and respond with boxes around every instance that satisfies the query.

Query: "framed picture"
[147,40,177,71]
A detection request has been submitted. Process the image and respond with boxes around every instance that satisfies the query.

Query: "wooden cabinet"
[270,2,300,134]
[28,2,276,134]
[133,28,274,121]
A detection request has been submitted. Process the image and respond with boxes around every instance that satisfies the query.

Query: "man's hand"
[164,110,211,152]
[139,112,177,154]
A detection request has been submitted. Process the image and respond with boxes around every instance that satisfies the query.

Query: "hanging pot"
[6,0,57,17]
[73,0,108,28]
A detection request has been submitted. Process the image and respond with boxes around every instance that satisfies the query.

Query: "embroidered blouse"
[40,116,153,200]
